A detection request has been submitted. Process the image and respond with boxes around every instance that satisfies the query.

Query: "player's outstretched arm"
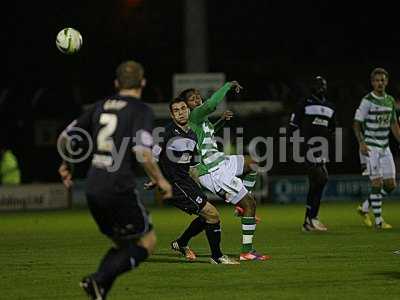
[134,147,172,199]
[190,81,242,124]
[213,110,234,132]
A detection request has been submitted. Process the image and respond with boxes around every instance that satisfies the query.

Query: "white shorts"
[198,155,247,205]
[359,151,367,165]
[364,147,396,180]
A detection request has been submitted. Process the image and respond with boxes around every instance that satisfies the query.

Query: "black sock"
[306,181,326,220]
[205,222,223,259]
[93,244,148,291]
[312,187,324,218]
[177,217,206,247]
[305,182,316,223]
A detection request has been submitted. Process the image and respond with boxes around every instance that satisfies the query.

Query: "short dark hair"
[116,60,144,89]
[169,98,186,112]
[178,88,200,102]
[370,67,389,80]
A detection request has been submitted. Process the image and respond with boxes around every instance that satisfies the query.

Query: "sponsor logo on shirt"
[312,117,329,127]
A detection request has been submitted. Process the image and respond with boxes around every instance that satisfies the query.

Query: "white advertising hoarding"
[0,184,69,211]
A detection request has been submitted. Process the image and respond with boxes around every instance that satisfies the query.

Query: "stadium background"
[2,1,400,202]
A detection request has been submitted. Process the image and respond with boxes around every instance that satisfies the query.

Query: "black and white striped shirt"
[289,95,336,160]
[153,122,198,182]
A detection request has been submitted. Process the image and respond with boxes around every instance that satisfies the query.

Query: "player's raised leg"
[241,155,258,192]
[235,193,271,261]
[197,155,270,261]
[234,156,261,223]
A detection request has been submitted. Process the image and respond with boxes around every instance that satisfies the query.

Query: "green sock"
[243,171,257,192]
[241,217,256,252]
[370,187,383,225]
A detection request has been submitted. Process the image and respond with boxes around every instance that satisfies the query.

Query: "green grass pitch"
[1,201,400,299]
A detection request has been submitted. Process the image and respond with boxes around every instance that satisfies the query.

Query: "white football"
[56,28,82,54]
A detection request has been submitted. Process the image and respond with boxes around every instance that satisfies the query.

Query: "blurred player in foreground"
[58,60,172,299]
[353,67,400,229]
[148,98,238,264]
[179,83,270,261]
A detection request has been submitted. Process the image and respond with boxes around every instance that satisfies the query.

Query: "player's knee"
[138,230,157,254]
[244,155,258,173]
[383,181,396,193]
[208,207,220,223]
[205,209,220,223]
[202,205,220,223]
[239,195,256,215]
[371,178,383,190]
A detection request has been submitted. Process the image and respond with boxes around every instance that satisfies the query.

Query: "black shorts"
[86,191,152,241]
[167,179,208,215]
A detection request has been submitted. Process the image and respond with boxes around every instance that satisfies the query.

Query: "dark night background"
[2,1,400,182]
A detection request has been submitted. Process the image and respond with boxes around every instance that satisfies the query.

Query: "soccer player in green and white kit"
[179,82,270,261]
[353,68,400,229]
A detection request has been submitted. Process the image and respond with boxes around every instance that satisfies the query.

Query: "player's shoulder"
[361,92,374,102]
[188,113,203,127]
[125,97,153,113]
[323,98,335,109]
[164,122,178,135]
[386,94,396,103]
[93,95,152,113]
[163,122,181,139]
[78,100,104,121]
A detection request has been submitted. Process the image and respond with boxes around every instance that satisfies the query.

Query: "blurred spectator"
[0,144,21,185]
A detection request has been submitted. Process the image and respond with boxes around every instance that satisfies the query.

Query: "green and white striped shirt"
[188,83,233,176]
[354,92,397,148]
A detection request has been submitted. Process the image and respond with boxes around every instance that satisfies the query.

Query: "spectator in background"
[0,144,21,185]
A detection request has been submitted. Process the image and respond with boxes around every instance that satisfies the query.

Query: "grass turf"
[1,201,400,300]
